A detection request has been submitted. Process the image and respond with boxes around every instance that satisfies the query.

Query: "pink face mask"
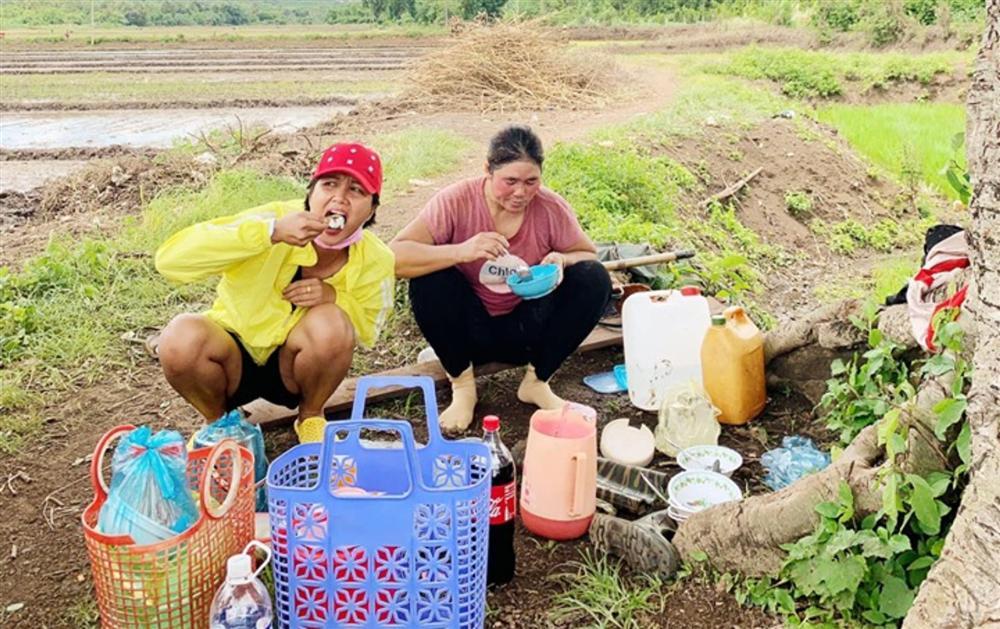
[314,226,364,251]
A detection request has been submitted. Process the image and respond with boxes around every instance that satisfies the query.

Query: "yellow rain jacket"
[155,200,395,365]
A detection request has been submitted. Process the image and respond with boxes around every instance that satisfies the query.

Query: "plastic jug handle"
[724,305,747,322]
[570,452,588,518]
[242,539,272,578]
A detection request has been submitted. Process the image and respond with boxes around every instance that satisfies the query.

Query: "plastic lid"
[227,554,252,582]
[711,315,726,326]
[679,286,702,296]
[482,415,500,432]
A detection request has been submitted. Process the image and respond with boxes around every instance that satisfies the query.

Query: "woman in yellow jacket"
[154,143,394,443]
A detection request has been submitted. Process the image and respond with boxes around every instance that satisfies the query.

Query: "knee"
[563,260,612,302]
[299,305,355,361]
[158,314,211,374]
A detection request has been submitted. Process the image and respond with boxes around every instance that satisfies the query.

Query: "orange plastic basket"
[81,425,256,628]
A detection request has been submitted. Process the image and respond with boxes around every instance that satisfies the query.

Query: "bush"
[862,1,909,47]
[812,0,862,32]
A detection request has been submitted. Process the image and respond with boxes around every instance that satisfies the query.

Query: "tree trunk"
[904,2,1000,626]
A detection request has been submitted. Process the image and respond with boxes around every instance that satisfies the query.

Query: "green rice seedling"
[548,549,664,629]
[817,103,966,200]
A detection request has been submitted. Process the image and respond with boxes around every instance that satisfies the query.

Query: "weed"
[62,597,99,628]
[726,149,744,162]
[548,549,663,629]
[784,190,813,217]
[811,216,930,255]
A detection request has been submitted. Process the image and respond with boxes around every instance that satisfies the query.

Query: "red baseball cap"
[311,142,382,195]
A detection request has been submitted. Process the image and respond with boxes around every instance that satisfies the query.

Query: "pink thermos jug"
[520,405,597,540]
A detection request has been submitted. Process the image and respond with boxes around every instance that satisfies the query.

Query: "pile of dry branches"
[402,20,615,113]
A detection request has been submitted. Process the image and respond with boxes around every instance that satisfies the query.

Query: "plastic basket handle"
[199,438,244,520]
[570,452,588,518]
[349,375,443,443]
[319,419,421,497]
[89,424,137,502]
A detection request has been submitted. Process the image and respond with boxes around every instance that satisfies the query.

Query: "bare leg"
[158,314,242,420]
[279,303,355,420]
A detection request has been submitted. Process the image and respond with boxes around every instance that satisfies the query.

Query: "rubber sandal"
[294,416,327,444]
[144,333,161,360]
[589,509,679,579]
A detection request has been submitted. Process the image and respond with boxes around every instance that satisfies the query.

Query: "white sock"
[517,365,565,410]
[439,365,477,432]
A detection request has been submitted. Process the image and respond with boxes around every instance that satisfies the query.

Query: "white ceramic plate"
[668,470,742,511]
[676,445,743,477]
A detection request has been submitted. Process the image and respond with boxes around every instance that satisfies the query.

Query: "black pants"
[409,260,611,381]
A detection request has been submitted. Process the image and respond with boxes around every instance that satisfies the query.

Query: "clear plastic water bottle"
[210,541,273,629]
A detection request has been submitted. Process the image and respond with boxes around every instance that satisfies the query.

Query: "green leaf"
[830,359,847,376]
[773,588,796,614]
[882,474,899,529]
[815,501,840,519]
[956,421,972,466]
[863,609,888,624]
[888,432,908,458]
[907,556,936,571]
[933,398,967,440]
[868,327,883,348]
[951,131,965,152]
[907,474,941,536]
[927,472,952,497]
[878,408,901,446]
[837,481,855,521]
[822,555,867,596]
[879,575,916,618]
[689,550,708,562]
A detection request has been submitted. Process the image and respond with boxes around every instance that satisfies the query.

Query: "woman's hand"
[457,232,510,263]
[283,278,336,308]
[541,251,567,285]
[272,212,327,246]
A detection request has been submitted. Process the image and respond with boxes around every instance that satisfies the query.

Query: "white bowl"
[667,498,697,517]
[666,505,689,522]
[668,470,742,512]
[676,445,743,477]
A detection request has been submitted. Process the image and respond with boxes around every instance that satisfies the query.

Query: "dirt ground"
[0,28,949,627]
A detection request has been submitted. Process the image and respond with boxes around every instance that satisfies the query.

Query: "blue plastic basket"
[267,376,491,628]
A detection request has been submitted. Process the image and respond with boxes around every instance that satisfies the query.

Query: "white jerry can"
[622,286,712,411]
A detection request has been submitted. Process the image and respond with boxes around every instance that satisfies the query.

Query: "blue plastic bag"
[97,426,199,545]
[761,436,831,491]
[192,409,268,511]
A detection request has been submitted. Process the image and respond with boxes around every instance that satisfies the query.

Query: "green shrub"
[862,1,909,47]
[812,0,862,31]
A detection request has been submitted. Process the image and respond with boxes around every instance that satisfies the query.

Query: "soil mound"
[402,20,615,112]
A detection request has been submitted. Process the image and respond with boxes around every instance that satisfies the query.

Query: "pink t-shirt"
[420,176,588,316]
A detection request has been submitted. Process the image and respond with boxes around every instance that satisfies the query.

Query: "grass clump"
[714,47,960,99]
[784,190,813,217]
[817,103,966,200]
[549,550,663,629]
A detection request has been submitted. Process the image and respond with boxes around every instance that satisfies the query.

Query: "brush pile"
[403,20,615,113]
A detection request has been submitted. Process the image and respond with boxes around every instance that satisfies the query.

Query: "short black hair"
[487,125,544,173]
[304,178,378,228]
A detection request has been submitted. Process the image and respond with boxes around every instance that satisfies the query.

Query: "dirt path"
[0,64,683,627]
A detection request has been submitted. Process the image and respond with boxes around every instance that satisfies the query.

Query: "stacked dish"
[666,470,742,523]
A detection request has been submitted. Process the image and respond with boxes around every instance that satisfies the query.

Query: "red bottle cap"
[679,286,701,296]
[483,415,500,431]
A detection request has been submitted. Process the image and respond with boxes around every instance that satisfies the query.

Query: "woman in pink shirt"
[391,126,611,431]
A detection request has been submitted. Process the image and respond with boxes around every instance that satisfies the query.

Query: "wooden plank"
[247,325,623,429]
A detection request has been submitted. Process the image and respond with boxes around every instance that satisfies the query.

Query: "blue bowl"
[507,263,559,299]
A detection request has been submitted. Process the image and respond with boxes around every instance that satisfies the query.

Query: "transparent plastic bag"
[97,426,199,544]
[193,409,268,511]
[761,436,831,491]
[654,380,720,457]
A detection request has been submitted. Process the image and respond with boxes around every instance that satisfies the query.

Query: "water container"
[210,541,273,628]
[622,286,712,411]
[701,306,766,425]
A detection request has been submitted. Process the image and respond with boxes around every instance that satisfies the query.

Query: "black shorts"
[227,333,300,411]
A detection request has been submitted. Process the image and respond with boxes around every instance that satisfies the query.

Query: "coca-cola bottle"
[483,414,516,585]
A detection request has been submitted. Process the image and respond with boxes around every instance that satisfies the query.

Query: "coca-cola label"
[489,481,516,525]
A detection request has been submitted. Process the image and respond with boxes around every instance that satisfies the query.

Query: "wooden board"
[246,325,623,429]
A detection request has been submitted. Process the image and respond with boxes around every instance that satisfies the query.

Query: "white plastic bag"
[654,381,720,457]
